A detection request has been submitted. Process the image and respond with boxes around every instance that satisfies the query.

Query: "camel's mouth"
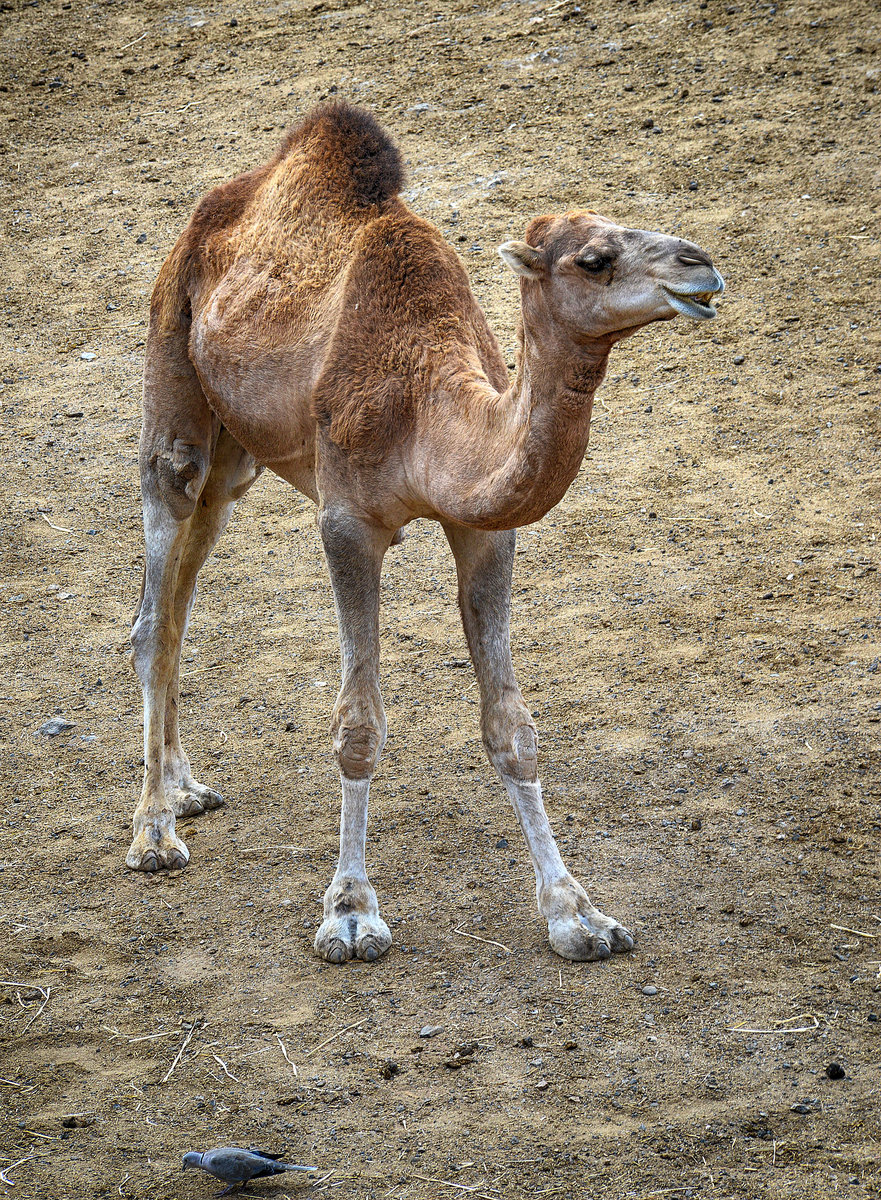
[661,273,725,321]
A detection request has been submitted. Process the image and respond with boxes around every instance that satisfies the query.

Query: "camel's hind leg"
[443,523,634,962]
[128,324,260,871]
[129,426,259,870]
[160,429,262,819]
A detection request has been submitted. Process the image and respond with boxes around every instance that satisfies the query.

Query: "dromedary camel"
[129,101,724,964]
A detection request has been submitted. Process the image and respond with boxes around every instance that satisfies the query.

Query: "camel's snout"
[661,240,724,320]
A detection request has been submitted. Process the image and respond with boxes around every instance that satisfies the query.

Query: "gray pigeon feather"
[183,1147,315,1196]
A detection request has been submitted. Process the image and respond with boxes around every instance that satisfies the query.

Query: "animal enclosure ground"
[1,0,880,1197]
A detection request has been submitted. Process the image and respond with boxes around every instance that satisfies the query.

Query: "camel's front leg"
[444,524,634,962]
[314,507,393,964]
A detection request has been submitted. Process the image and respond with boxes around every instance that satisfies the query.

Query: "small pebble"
[733,354,745,365]
[689,180,699,190]
[419,1024,443,1039]
[80,351,96,361]
[641,117,654,129]
[535,1078,549,1091]
[641,985,658,996]
[135,233,147,243]
[39,717,76,737]
[495,838,508,849]
[690,817,702,831]
[826,1062,845,1080]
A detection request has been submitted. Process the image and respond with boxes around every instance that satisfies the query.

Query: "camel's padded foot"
[314,877,392,964]
[170,777,224,818]
[126,827,190,873]
[541,876,634,962]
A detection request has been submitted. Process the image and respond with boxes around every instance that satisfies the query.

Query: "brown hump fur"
[274,100,404,209]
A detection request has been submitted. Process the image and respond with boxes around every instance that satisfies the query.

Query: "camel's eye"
[575,252,613,274]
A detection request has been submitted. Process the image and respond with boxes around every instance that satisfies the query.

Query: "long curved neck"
[430,287,613,530]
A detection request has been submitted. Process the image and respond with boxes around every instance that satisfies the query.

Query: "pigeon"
[183,1147,316,1196]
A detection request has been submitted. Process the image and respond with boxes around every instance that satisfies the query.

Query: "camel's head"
[498,211,724,343]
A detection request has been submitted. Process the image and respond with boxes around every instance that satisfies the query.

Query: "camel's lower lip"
[662,286,718,320]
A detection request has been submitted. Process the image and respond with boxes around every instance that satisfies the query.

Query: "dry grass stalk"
[830,923,876,939]
[410,1173,499,1195]
[210,1053,239,1082]
[161,1018,200,1083]
[38,513,71,532]
[452,928,511,954]
[18,986,51,1035]
[303,1016,369,1059]
[0,1153,48,1186]
[276,1033,298,1076]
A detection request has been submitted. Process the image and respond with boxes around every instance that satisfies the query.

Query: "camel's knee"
[332,694,386,779]
[333,721,386,780]
[130,613,178,685]
[483,716,538,783]
[143,439,210,520]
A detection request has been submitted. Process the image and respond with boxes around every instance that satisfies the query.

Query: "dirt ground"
[1,0,880,1196]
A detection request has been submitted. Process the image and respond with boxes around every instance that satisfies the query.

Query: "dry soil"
[1,0,880,1198]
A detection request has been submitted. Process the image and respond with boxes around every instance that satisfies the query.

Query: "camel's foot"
[540,876,634,962]
[314,877,392,964]
[126,811,189,878]
[169,776,224,818]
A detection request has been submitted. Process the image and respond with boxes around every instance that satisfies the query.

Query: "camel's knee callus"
[485,720,538,783]
[149,440,209,519]
[334,723,384,779]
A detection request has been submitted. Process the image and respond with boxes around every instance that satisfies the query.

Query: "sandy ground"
[1,0,880,1197]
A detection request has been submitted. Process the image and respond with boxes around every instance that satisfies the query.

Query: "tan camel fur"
[129,101,724,963]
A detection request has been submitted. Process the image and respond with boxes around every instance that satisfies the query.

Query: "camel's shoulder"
[310,208,506,465]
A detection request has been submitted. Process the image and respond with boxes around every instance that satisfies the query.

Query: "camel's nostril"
[676,250,712,268]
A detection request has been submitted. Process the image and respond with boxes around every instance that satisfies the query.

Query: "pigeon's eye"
[575,253,613,274]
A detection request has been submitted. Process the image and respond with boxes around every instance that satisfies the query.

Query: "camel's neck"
[428,289,612,530]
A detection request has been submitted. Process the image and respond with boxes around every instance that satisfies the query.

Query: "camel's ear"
[498,241,545,279]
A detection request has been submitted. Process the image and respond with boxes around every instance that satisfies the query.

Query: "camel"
[129,101,724,964]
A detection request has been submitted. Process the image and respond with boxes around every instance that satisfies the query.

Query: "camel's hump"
[273,101,405,208]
